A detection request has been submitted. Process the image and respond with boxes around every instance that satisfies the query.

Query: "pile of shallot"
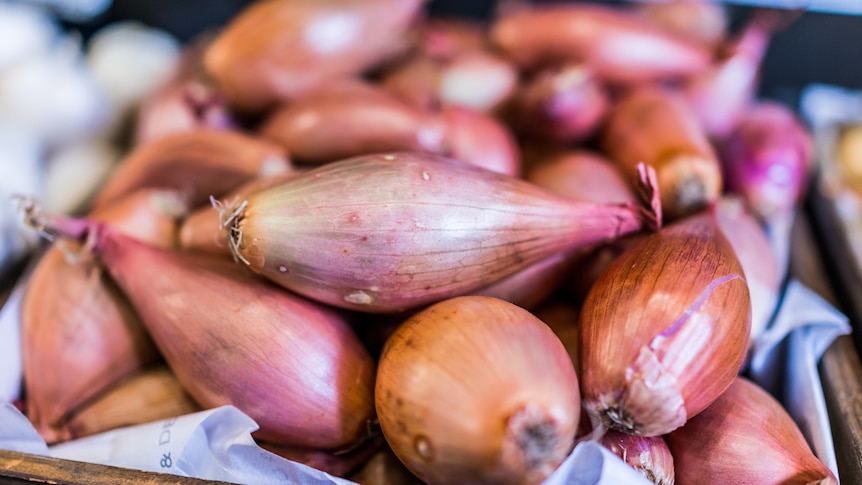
[8,0,835,484]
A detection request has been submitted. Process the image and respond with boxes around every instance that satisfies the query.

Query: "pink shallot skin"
[204,0,428,114]
[260,80,447,165]
[490,3,712,85]
[719,101,814,220]
[230,152,658,313]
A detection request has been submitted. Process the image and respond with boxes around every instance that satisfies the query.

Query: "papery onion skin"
[666,377,837,485]
[601,86,722,220]
[597,429,675,485]
[203,0,426,114]
[228,151,658,313]
[92,129,291,210]
[579,212,751,437]
[178,172,299,258]
[489,3,711,84]
[376,296,580,485]
[53,222,377,449]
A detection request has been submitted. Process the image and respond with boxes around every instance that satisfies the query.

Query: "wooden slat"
[795,195,862,483]
[0,449,233,485]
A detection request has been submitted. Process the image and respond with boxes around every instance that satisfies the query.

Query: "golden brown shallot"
[579,212,751,437]
[601,86,722,219]
[376,296,580,485]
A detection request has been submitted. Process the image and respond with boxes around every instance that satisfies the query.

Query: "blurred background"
[64,0,862,104]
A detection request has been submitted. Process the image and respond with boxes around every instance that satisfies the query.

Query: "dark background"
[65,0,862,106]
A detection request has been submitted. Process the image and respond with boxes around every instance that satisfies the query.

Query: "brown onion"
[579,211,751,436]
[203,0,426,114]
[21,207,377,450]
[666,377,837,484]
[259,80,447,165]
[224,151,659,313]
[22,189,185,442]
[597,429,675,485]
[376,296,580,485]
[58,364,202,443]
[489,3,711,84]
[92,129,292,210]
[601,86,722,219]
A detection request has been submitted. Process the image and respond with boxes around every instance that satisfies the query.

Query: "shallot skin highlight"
[226,151,657,313]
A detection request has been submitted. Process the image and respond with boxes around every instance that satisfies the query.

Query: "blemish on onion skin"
[422,171,430,181]
[414,435,434,461]
[344,290,373,305]
[383,154,396,161]
[278,265,288,273]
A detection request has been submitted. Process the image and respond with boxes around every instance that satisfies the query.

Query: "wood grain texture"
[0,449,232,484]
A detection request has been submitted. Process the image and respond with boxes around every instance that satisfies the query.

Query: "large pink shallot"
[221,152,660,313]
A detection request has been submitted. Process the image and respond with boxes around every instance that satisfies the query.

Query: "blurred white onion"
[0,126,44,272]
[43,139,119,214]
[0,36,109,148]
[0,2,59,71]
[87,21,181,118]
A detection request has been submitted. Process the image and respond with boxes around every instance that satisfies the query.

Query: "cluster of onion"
[12,0,834,484]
